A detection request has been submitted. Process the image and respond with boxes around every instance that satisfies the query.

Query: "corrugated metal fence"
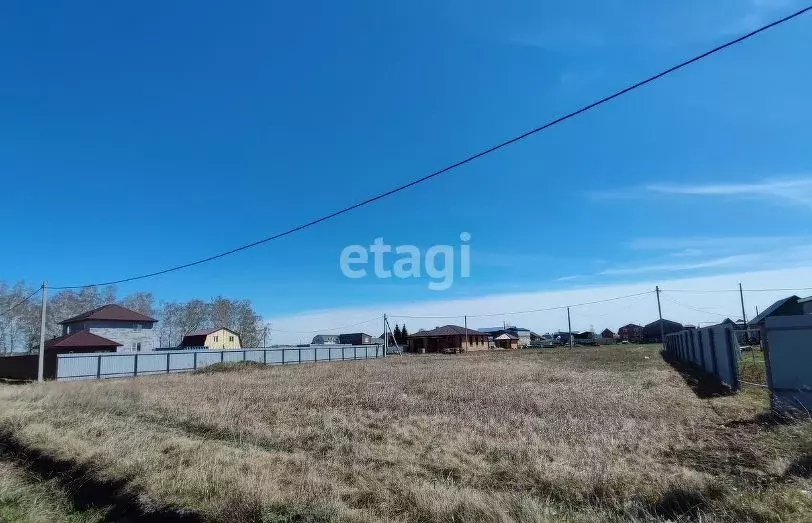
[56,345,384,381]
[664,325,741,391]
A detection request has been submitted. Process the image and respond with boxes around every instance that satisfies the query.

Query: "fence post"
[193,351,198,370]
[698,330,706,371]
[709,329,718,375]
[166,353,170,374]
[221,351,224,363]
[243,350,246,362]
[133,354,138,377]
[354,345,357,360]
[329,347,332,361]
[314,346,318,363]
[282,349,286,365]
[263,349,267,364]
[726,328,740,391]
[96,355,102,380]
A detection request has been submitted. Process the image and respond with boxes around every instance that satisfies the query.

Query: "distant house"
[338,333,373,345]
[617,324,644,342]
[180,327,241,349]
[494,333,519,350]
[642,319,684,342]
[749,296,804,328]
[601,328,615,339]
[573,331,598,345]
[312,334,341,345]
[59,304,157,352]
[408,325,489,353]
[477,326,540,348]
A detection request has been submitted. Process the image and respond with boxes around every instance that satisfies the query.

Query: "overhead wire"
[49,4,812,290]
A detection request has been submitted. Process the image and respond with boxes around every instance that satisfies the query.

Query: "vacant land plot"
[0,346,810,522]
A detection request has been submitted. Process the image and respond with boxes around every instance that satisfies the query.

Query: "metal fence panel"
[56,345,384,381]
[764,315,812,411]
[666,326,740,391]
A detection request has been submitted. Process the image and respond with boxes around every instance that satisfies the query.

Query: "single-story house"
[494,332,519,350]
[617,324,644,342]
[642,319,684,342]
[312,334,341,345]
[408,325,490,353]
[339,333,373,345]
[180,327,241,349]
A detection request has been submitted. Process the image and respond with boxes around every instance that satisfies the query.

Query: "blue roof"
[749,295,800,325]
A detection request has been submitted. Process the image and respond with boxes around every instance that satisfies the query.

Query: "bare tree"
[120,292,156,318]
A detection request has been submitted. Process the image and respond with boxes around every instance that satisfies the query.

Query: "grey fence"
[763,315,812,412]
[664,326,740,391]
[56,345,385,381]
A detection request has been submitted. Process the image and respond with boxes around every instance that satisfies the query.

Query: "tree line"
[0,280,265,353]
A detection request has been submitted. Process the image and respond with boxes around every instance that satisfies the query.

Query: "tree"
[119,292,156,318]
[393,324,402,345]
[399,324,409,345]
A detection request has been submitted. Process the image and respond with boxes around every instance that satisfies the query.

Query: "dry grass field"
[0,345,810,522]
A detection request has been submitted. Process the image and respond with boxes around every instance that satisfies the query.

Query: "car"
[621,340,630,344]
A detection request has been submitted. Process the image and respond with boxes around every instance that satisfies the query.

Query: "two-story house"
[58,304,158,352]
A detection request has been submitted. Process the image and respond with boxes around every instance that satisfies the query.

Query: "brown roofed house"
[407,325,489,353]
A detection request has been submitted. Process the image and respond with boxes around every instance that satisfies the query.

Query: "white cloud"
[645,178,812,209]
[598,254,758,276]
[265,266,812,345]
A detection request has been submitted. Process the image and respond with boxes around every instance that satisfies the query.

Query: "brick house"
[617,323,644,342]
[59,304,157,352]
[408,325,489,353]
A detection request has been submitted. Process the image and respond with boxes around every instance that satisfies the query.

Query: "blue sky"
[1,0,811,330]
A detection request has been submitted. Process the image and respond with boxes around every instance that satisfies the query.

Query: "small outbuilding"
[494,332,519,350]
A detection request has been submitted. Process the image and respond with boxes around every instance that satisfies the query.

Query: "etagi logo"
[340,233,471,291]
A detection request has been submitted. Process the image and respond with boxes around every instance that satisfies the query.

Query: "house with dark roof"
[477,326,540,347]
[617,324,644,342]
[749,296,804,328]
[180,327,241,349]
[408,325,490,353]
[800,296,812,315]
[59,304,157,352]
[338,333,373,345]
[642,319,684,342]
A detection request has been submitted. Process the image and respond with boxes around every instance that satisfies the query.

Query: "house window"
[137,342,141,352]
[131,342,137,351]
[133,323,142,331]
[214,336,219,342]
[229,336,234,342]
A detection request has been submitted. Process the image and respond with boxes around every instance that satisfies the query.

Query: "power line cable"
[271,317,380,334]
[660,294,730,318]
[50,5,812,290]
[0,288,41,318]
[662,286,812,293]
[390,291,654,319]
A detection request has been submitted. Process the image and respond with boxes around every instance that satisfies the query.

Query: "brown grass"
[0,345,810,522]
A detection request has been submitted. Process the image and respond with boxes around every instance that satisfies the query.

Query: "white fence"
[56,345,385,381]
[664,326,741,391]
[764,315,812,412]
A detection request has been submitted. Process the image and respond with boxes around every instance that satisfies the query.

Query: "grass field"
[0,345,810,522]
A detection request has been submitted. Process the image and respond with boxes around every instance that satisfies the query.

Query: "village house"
[617,323,644,342]
[180,327,242,349]
[408,325,489,353]
[58,304,157,352]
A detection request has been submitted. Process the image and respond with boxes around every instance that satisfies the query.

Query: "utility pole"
[383,314,388,356]
[656,286,665,350]
[37,281,47,383]
[738,283,748,327]
[567,307,573,349]
[464,315,469,351]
